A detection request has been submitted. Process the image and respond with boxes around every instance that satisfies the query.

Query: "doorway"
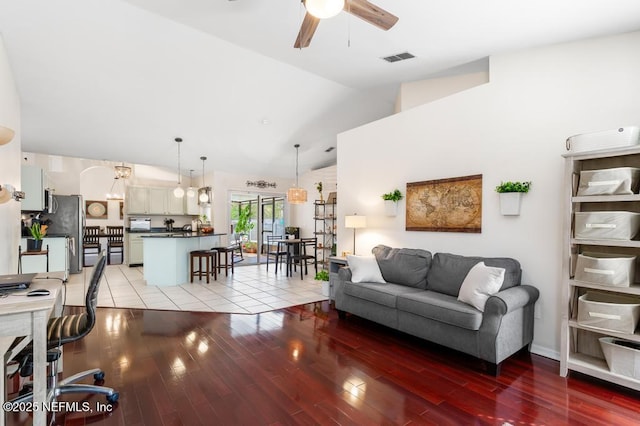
[229,192,285,265]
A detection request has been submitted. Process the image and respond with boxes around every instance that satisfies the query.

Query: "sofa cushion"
[372,245,432,289]
[427,253,521,297]
[347,255,386,283]
[397,291,483,331]
[344,281,423,308]
[457,262,505,312]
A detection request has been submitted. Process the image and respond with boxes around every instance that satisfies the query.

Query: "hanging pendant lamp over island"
[198,156,212,204]
[287,144,307,204]
[173,137,185,198]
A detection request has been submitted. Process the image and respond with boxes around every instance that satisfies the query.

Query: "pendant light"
[186,169,196,198]
[173,137,185,198]
[287,144,307,204]
[198,156,211,204]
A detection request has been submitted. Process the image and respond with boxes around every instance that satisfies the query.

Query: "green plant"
[314,270,329,281]
[235,204,255,235]
[495,181,532,193]
[29,223,46,240]
[316,182,323,193]
[382,189,403,202]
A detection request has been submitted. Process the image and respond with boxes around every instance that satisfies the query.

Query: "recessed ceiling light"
[261,118,271,125]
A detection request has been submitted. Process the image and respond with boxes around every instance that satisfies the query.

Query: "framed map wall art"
[406,174,482,233]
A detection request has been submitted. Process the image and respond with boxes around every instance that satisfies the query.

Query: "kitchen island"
[142,233,225,286]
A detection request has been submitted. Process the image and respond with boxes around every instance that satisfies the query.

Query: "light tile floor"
[63,263,328,314]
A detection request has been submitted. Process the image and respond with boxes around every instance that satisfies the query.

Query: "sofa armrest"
[335,267,352,308]
[479,284,540,364]
[484,285,540,316]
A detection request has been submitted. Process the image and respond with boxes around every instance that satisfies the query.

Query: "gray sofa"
[335,245,540,374]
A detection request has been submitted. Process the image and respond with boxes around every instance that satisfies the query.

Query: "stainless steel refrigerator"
[41,194,84,274]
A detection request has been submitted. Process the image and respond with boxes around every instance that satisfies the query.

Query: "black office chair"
[11,251,119,404]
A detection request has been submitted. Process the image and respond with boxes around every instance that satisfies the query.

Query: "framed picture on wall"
[86,200,108,219]
[119,201,124,219]
[406,174,482,233]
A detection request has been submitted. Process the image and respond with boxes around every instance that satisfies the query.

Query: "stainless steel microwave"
[129,217,151,231]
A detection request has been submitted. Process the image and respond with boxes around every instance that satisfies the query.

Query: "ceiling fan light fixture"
[305,0,344,19]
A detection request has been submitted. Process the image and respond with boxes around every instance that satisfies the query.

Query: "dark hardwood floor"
[7,302,640,425]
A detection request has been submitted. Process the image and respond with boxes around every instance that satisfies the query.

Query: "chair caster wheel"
[93,371,105,381]
[107,392,119,404]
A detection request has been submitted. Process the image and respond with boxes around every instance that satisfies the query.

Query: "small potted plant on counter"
[382,189,403,216]
[27,222,46,252]
[495,181,531,216]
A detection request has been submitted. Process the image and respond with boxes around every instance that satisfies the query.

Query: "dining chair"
[82,226,101,267]
[106,226,124,265]
[289,237,318,279]
[266,235,287,273]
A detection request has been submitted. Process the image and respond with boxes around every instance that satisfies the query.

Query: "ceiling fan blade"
[294,12,321,48]
[345,0,399,31]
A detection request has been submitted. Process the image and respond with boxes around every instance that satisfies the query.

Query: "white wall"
[0,35,21,274]
[397,71,490,112]
[337,31,640,359]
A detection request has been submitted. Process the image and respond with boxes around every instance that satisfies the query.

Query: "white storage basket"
[574,211,640,240]
[566,126,640,153]
[599,337,640,379]
[574,253,636,287]
[578,292,640,334]
[577,167,640,196]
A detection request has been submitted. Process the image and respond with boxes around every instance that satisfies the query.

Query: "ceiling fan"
[294,0,399,48]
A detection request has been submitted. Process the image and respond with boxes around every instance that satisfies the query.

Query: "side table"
[18,245,49,273]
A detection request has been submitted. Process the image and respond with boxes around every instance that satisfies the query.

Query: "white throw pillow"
[457,262,505,312]
[347,255,386,284]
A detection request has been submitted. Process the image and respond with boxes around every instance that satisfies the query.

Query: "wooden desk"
[0,273,63,426]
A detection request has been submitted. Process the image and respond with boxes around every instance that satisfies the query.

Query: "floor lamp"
[345,214,367,255]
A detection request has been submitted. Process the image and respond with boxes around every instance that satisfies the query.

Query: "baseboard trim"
[531,344,559,361]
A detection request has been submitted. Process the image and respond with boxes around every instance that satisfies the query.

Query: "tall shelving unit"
[314,200,336,269]
[561,145,640,391]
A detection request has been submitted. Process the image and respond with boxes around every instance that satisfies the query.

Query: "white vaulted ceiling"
[1,0,640,177]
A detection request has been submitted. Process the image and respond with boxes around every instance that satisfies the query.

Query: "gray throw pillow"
[427,252,522,297]
[371,245,432,289]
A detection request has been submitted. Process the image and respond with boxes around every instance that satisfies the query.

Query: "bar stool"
[190,250,217,283]
[211,247,234,276]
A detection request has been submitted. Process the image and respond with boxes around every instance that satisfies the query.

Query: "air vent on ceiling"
[381,52,415,63]
[325,147,335,153]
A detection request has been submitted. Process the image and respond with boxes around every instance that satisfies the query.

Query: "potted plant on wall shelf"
[495,181,531,216]
[27,222,46,252]
[382,189,403,216]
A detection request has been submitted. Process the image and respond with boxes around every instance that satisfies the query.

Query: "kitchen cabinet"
[128,186,185,215]
[19,237,68,279]
[126,186,149,214]
[127,233,148,266]
[561,144,640,392]
[185,193,199,215]
[21,165,45,211]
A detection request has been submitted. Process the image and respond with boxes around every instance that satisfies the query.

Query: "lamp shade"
[305,0,345,19]
[0,125,15,146]
[287,187,308,204]
[345,215,367,229]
